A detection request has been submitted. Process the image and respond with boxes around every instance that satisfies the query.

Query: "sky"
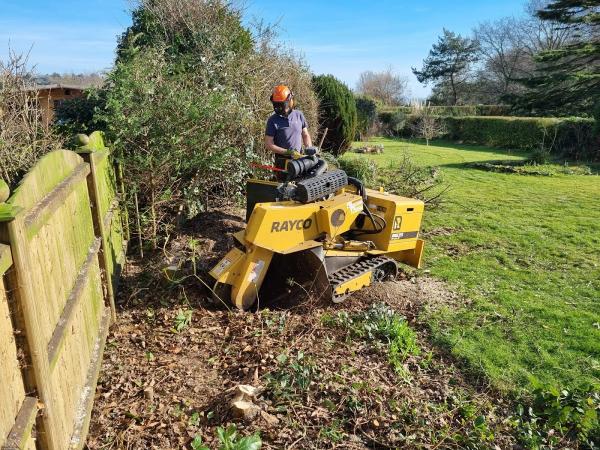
[0,0,530,97]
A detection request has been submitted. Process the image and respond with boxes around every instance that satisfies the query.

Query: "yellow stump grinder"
[209,151,425,310]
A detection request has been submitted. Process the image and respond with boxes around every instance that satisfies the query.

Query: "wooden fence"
[0,132,127,450]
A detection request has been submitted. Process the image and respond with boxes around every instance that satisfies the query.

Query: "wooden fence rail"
[0,132,126,450]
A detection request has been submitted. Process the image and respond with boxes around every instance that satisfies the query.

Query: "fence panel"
[0,150,110,450]
[0,244,36,450]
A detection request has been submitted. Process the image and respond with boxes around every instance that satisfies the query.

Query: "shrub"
[445,116,596,159]
[355,95,377,140]
[312,74,357,156]
[98,0,318,243]
[512,383,600,448]
[337,157,377,185]
[54,92,105,137]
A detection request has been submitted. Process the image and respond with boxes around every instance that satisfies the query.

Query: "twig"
[134,192,144,259]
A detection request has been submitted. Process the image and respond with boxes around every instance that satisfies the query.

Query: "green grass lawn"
[345,137,600,393]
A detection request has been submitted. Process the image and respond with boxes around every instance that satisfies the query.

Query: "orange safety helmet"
[271,85,294,116]
[270,84,293,103]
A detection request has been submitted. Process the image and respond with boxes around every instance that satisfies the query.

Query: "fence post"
[75,134,117,322]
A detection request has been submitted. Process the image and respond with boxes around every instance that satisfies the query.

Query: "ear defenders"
[270,91,294,108]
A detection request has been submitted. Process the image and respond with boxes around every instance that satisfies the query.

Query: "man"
[265,85,313,158]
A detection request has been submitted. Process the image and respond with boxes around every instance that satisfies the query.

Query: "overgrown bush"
[312,74,357,156]
[54,92,105,137]
[0,52,61,187]
[446,116,596,159]
[98,0,318,243]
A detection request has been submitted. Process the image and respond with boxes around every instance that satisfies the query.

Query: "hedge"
[382,105,512,117]
[377,113,597,159]
[445,116,596,159]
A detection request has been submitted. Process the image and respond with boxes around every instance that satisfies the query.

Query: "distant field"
[345,137,600,392]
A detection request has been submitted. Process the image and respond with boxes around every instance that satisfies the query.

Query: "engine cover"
[293,170,348,203]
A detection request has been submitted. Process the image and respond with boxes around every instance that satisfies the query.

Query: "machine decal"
[212,257,232,277]
[391,231,419,240]
[393,216,403,230]
[271,218,312,232]
[331,209,346,227]
[348,200,363,214]
[248,259,265,282]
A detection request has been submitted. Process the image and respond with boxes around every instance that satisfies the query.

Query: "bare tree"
[474,18,530,99]
[471,0,577,103]
[520,0,577,58]
[411,104,446,146]
[356,68,409,106]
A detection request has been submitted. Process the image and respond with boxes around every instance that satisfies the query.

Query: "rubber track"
[328,256,396,302]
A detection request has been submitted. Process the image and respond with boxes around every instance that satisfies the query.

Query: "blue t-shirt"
[265,110,307,151]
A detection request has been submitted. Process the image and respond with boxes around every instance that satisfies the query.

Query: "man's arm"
[302,127,313,147]
[265,135,289,155]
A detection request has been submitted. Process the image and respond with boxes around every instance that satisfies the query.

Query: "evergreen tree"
[412,29,479,105]
[313,75,357,155]
[355,96,377,140]
[516,0,600,114]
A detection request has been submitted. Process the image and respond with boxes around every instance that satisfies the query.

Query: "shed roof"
[23,84,88,92]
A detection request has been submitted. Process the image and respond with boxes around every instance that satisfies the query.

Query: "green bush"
[313,74,357,156]
[446,116,596,159]
[378,112,420,137]
[355,95,377,140]
[97,0,318,243]
[54,92,105,137]
[337,158,377,185]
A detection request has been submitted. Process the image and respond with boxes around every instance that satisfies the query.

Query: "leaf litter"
[86,208,518,449]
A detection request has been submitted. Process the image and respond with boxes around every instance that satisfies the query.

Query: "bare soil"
[86,208,517,449]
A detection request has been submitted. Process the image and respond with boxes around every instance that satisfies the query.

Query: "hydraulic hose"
[347,176,386,234]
